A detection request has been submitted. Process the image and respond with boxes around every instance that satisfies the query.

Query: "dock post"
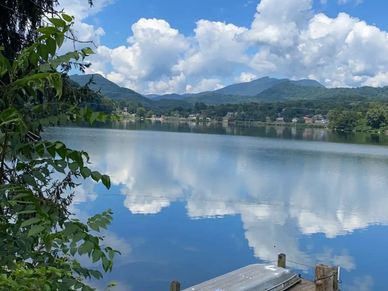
[315,264,334,291]
[331,266,339,291]
[170,281,181,291]
[277,253,286,268]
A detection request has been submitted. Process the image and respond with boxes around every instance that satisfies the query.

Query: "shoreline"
[69,119,388,147]
[118,116,388,135]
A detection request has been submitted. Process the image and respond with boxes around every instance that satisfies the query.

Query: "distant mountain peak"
[70,73,150,104]
[292,79,325,88]
[212,76,324,97]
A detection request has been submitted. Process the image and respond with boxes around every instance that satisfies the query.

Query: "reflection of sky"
[43,127,388,291]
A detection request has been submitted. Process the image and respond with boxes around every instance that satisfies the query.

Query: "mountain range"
[70,74,192,111]
[70,74,152,105]
[70,74,388,107]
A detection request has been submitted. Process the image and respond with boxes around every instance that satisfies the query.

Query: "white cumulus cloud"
[74,0,388,94]
[87,18,190,93]
[58,0,112,52]
[237,72,257,83]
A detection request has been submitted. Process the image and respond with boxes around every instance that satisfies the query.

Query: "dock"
[289,279,315,291]
[170,254,339,291]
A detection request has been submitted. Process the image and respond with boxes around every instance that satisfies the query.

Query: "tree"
[328,109,360,131]
[194,102,207,112]
[136,106,146,118]
[0,0,96,60]
[366,106,386,129]
[0,0,59,59]
[0,13,118,290]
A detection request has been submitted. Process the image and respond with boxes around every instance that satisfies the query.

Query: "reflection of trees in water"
[96,121,388,145]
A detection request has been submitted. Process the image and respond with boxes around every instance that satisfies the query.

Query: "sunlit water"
[44,125,388,291]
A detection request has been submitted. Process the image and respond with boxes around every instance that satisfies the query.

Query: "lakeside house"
[188,114,198,121]
[314,119,328,125]
[223,112,236,124]
[313,114,328,125]
[304,116,314,124]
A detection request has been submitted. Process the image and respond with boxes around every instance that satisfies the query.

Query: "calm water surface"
[44,125,388,291]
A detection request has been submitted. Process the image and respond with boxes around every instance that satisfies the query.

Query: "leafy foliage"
[0,0,59,59]
[328,110,361,131]
[366,106,387,129]
[0,13,118,290]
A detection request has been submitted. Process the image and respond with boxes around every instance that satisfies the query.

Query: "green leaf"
[38,44,49,61]
[49,18,66,28]
[29,51,39,66]
[80,167,91,178]
[21,217,41,227]
[16,162,25,171]
[82,152,90,163]
[55,32,65,48]
[46,37,57,56]
[37,26,57,35]
[81,286,94,291]
[81,47,94,56]
[70,247,77,256]
[35,143,45,156]
[88,222,99,232]
[73,232,85,243]
[0,49,10,77]
[10,192,31,201]
[92,249,103,263]
[12,200,34,205]
[90,270,103,279]
[69,150,83,165]
[17,210,37,215]
[101,175,111,189]
[28,225,45,236]
[78,241,94,255]
[32,170,46,183]
[102,256,111,272]
[62,14,73,22]
[69,162,79,173]
[55,142,66,158]
[23,174,37,188]
[91,171,101,182]
[50,73,63,97]
[46,144,56,157]
[62,222,79,235]
[108,248,115,260]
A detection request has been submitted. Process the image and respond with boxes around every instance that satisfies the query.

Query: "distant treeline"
[68,78,388,134]
[89,95,388,133]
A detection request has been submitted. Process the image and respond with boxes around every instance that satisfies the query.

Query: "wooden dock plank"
[288,279,315,291]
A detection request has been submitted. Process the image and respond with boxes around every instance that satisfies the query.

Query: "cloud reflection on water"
[46,127,388,275]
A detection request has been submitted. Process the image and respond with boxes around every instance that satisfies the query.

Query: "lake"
[44,124,388,291]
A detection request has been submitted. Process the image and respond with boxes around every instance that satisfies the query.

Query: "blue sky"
[63,0,388,94]
[88,0,388,46]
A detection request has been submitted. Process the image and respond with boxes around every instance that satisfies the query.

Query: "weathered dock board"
[288,279,315,291]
